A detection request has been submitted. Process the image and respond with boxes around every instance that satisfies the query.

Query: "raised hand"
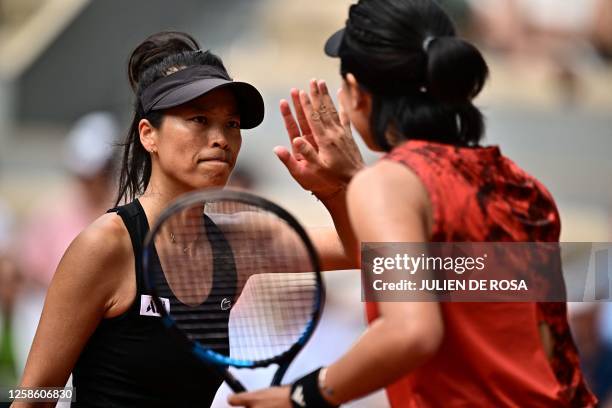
[275,79,365,200]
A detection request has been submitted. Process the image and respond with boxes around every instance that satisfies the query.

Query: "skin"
[227,76,444,407]
[13,84,361,407]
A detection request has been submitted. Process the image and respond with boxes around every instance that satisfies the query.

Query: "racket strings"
[147,200,320,363]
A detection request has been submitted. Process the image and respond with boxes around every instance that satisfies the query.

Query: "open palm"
[276,80,365,199]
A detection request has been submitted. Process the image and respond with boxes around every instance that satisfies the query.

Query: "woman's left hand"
[227,386,292,408]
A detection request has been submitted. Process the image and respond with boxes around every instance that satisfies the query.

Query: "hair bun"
[128,31,200,92]
[425,36,489,104]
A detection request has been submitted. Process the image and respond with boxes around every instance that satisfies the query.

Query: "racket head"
[142,188,324,371]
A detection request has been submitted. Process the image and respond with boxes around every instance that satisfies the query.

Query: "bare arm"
[12,214,131,408]
[307,188,358,271]
[320,161,442,404]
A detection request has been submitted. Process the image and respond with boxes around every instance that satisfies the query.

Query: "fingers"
[273,146,291,163]
[274,138,319,178]
[227,392,250,406]
[290,88,312,138]
[292,137,319,163]
[294,79,343,147]
[279,99,301,142]
[290,88,318,151]
[309,79,333,127]
[318,80,341,126]
[273,146,302,178]
[299,90,325,142]
[337,88,351,129]
[309,78,321,112]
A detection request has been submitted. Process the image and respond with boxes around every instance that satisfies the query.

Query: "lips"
[197,152,232,165]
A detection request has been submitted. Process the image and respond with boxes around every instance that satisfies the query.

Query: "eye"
[190,116,207,125]
[227,120,241,129]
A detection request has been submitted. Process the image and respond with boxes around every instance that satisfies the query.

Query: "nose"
[208,127,229,150]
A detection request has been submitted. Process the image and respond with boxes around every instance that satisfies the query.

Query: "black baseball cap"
[140,65,264,129]
[324,28,346,58]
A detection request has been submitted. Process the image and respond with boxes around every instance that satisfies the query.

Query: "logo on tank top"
[220,297,232,311]
[140,295,170,317]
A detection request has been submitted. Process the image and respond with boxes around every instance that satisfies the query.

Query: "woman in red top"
[229,0,597,406]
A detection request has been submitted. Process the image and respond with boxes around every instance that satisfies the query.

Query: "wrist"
[318,367,341,406]
[290,367,339,408]
[344,164,365,183]
[312,185,346,204]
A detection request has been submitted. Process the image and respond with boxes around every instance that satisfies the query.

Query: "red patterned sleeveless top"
[365,140,597,407]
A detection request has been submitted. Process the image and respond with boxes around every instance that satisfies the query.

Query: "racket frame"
[142,188,325,392]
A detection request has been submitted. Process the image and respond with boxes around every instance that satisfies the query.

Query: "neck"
[139,183,207,244]
[137,165,222,227]
[138,183,188,228]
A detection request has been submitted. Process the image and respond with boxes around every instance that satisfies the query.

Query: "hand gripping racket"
[142,188,324,392]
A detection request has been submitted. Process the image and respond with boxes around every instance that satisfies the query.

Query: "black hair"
[338,0,489,150]
[116,31,231,205]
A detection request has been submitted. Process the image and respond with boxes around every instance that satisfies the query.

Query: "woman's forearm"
[322,314,441,405]
[320,190,360,264]
[320,301,443,405]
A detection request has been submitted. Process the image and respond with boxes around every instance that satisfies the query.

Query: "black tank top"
[72,199,235,407]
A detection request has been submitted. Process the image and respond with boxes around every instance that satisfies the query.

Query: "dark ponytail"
[116,31,230,205]
[426,36,488,104]
[339,0,489,150]
[127,31,199,92]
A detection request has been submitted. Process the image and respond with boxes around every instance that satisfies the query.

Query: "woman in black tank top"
[14,31,364,407]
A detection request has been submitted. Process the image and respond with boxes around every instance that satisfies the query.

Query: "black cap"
[324,28,345,57]
[140,65,264,129]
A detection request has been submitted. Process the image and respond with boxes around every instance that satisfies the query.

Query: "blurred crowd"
[444,0,612,57]
[0,1,611,407]
[440,0,612,103]
[0,112,119,393]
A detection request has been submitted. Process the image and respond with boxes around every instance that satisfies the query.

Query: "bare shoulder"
[36,211,136,319]
[347,160,429,209]
[56,212,132,285]
[346,161,432,241]
[72,212,131,259]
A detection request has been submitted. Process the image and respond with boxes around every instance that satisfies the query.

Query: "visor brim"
[324,28,345,57]
[150,78,265,129]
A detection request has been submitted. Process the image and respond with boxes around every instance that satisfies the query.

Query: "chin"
[194,179,228,190]
[196,172,231,190]
[180,162,235,191]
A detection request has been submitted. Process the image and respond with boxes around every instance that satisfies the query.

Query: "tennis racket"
[142,188,324,392]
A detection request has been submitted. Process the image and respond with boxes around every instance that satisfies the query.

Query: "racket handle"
[271,362,290,386]
[223,369,246,393]
[191,343,247,392]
